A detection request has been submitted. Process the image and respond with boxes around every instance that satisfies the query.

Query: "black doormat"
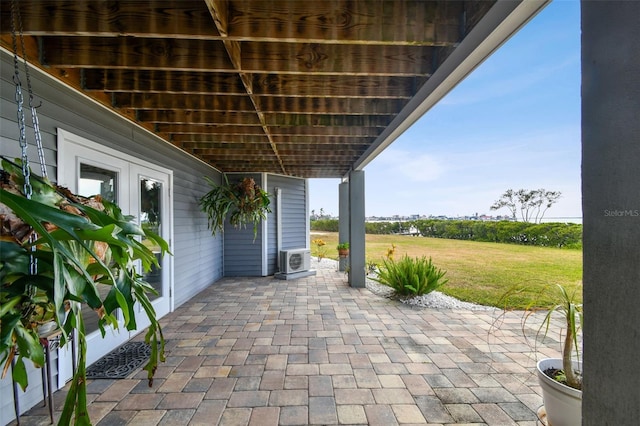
[86,341,150,379]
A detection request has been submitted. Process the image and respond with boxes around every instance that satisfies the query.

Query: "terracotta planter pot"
[537,358,582,426]
[338,249,349,258]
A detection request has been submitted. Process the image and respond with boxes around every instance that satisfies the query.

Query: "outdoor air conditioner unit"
[280,249,311,274]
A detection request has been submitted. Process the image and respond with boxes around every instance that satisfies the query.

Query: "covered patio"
[15,262,553,425]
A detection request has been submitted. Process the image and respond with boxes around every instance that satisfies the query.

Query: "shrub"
[373,255,448,296]
[410,219,582,248]
[310,218,338,232]
[365,221,402,234]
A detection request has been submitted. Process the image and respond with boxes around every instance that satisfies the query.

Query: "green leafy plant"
[336,242,349,250]
[1,158,170,425]
[373,255,448,296]
[337,242,349,258]
[497,284,583,390]
[199,175,271,240]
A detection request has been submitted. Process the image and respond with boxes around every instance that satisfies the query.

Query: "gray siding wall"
[223,173,264,276]
[1,52,222,422]
[266,174,308,275]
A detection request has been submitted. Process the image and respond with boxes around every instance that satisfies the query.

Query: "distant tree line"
[310,219,582,249]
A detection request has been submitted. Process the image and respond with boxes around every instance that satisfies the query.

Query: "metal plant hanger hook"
[11,0,47,184]
[10,0,47,282]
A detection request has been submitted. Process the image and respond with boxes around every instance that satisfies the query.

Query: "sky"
[309,1,581,220]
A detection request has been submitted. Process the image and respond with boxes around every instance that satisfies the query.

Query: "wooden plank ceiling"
[0,0,495,178]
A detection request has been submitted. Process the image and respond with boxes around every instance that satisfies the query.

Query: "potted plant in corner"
[337,242,349,258]
[534,284,582,426]
[498,284,582,426]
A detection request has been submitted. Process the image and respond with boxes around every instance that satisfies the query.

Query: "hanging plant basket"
[1,157,170,425]
[199,175,271,240]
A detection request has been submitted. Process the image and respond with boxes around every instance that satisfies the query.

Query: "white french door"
[57,129,173,386]
[130,164,172,328]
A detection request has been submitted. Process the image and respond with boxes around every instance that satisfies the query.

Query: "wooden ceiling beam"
[254,97,406,115]
[0,0,221,39]
[192,149,359,159]
[40,35,438,77]
[179,141,372,150]
[115,94,402,117]
[240,42,436,76]
[206,0,287,175]
[282,161,355,168]
[200,156,355,167]
[0,1,474,46]
[180,143,362,155]
[155,112,394,127]
[269,135,376,144]
[82,70,247,94]
[194,149,276,157]
[112,93,256,111]
[163,125,381,137]
[173,143,269,152]
[157,124,265,134]
[269,126,381,137]
[223,0,465,46]
[201,158,282,166]
[138,110,261,125]
[263,113,393,128]
[40,37,234,71]
[251,74,424,98]
[172,135,270,145]
[172,134,373,144]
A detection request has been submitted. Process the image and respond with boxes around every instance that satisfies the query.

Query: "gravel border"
[313,257,496,311]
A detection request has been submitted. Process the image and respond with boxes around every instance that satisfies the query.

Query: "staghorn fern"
[199,175,271,241]
[1,157,170,425]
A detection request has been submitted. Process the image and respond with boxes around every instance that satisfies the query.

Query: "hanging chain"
[11,0,32,199]
[15,0,47,178]
[11,0,38,279]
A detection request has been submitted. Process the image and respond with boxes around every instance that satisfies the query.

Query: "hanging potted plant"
[1,157,170,424]
[495,284,582,426]
[199,175,271,240]
[337,242,350,258]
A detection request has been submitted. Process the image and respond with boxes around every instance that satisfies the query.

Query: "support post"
[338,181,349,272]
[582,2,640,424]
[348,170,366,288]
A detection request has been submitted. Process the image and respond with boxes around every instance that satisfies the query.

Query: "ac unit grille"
[280,249,310,274]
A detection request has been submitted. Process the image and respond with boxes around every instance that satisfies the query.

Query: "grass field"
[311,231,582,309]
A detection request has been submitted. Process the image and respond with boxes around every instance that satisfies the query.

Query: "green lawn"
[310,231,582,309]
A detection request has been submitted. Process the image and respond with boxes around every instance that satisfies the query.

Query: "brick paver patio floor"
[15,262,558,425]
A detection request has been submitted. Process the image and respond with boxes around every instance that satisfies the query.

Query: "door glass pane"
[79,164,117,202]
[140,178,163,301]
[78,164,117,335]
